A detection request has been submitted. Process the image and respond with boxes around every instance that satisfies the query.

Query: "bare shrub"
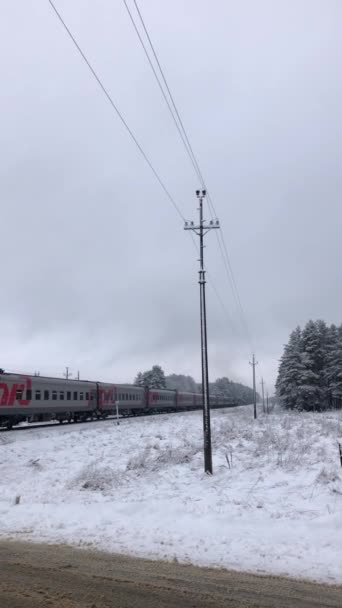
[250,418,314,469]
[71,460,121,492]
[316,466,340,486]
[126,442,201,473]
[126,447,151,471]
[152,444,199,468]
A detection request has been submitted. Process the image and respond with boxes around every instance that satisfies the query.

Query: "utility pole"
[260,377,265,414]
[76,370,80,380]
[184,189,220,475]
[249,354,258,419]
[64,367,72,380]
[266,391,269,414]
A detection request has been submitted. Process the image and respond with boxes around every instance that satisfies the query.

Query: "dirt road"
[0,540,341,608]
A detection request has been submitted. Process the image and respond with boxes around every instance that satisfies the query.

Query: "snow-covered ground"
[1,405,342,584]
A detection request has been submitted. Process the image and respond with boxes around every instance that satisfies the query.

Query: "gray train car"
[98,383,146,416]
[0,371,240,429]
[0,373,97,428]
[147,388,176,412]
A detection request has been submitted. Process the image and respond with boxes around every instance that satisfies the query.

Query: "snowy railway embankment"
[0,406,342,584]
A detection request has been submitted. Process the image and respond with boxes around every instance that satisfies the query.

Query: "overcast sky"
[1,0,341,391]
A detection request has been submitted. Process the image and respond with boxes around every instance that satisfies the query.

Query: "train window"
[52,390,57,401]
[67,391,71,401]
[35,390,41,400]
[27,389,32,400]
[44,390,49,400]
[73,391,78,400]
[86,392,89,401]
[80,392,84,401]
[16,389,23,400]
[60,391,64,400]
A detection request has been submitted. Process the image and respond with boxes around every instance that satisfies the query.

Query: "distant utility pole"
[260,378,265,413]
[76,370,80,380]
[266,391,269,414]
[249,354,258,419]
[184,189,220,475]
[64,367,72,380]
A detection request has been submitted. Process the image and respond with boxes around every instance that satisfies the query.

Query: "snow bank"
[1,406,342,584]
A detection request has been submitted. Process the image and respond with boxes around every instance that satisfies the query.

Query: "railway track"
[0,408,201,433]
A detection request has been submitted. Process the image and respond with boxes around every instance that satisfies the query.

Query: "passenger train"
[0,371,237,429]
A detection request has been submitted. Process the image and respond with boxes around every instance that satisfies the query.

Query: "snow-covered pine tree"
[134,372,145,387]
[276,326,304,409]
[277,320,342,410]
[327,325,342,400]
[324,324,338,401]
[134,365,167,389]
[165,374,198,392]
[297,320,322,410]
[148,365,167,389]
[315,319,330,407]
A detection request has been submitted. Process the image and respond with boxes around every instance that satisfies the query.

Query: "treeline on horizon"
[276,319,342,410]
[134,365,256,405]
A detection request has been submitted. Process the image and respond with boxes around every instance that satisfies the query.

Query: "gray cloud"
[1,0,341,391]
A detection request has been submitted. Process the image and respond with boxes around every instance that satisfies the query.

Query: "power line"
[124,0,253,351]
[47,0,185,222]
[47,1,244,347]
[122,0,242,343]
[131,0,208,188]
[122,0,203,186]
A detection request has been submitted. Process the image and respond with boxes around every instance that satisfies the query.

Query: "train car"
[177,391,202,410]
[0,373,96,428]
[216,395,237,409]
[0,369,241,430]
[177,392,195,409]
[147,389,176,412]
[98,383,146,417]
[194,392,203,408]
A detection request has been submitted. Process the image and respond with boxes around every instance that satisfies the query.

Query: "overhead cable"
[125,0,253,350]
[47,0,185,222]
